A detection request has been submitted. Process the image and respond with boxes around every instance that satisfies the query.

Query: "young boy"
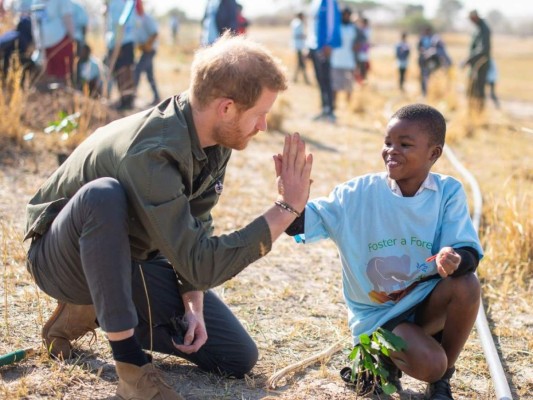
[283,104,482,399]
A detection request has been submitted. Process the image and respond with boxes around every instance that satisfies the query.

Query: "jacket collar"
[176,91,207,163]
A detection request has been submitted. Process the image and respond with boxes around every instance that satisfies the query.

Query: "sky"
[147,0,532,20]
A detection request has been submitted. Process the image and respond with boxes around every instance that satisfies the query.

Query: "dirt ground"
[1,24,532,400]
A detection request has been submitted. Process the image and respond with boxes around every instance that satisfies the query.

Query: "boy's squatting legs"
[388,273,481,383]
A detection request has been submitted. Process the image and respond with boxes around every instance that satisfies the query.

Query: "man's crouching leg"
[132,259,259,379]
[28,178,184,399]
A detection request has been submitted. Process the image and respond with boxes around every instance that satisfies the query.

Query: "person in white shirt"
[330,7,357,112]
[290,12,310,84]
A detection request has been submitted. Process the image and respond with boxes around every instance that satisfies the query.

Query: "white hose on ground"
[443,145,513,400]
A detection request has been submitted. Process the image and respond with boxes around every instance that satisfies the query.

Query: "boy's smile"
[382,118,442,197]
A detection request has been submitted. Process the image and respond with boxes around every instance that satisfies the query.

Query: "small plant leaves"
[376,327,408,352]
[346,328,407,395]
[382,382,397,395]
[360,333,371,345]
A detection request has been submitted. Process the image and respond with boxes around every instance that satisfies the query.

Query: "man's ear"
[430,145,443,162]
[217,98,236,120]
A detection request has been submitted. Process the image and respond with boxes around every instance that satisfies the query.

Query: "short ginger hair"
[190,32,288,110]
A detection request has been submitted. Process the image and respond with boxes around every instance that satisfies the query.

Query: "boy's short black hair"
[391,103,446,146]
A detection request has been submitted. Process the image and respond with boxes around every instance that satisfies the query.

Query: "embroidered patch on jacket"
[215,180,223,195]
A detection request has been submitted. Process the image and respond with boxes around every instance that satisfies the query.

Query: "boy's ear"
[430,145,443,162]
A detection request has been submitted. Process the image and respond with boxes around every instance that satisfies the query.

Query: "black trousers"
[27,177,258,377]
[309,48,333,115]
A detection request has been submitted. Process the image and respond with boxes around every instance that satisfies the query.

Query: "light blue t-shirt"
[300,172,483,343]
[105,0,136,49]
[134,13,158,50]
[71,0,88,43]
[31,0,72,48]
[330,23,357,69]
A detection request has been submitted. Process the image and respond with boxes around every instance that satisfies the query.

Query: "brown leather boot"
[115,361,185,400]
[42,302,98,359]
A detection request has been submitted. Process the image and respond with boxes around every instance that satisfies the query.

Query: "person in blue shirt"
[283,104,482,400]
[417,26,452,97]
[395,31,410,92]
[306,0,341,122]
[134,10,160,106]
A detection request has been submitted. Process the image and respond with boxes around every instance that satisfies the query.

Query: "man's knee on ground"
[202,339,259,378]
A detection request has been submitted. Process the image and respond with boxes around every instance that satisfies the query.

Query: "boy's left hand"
[435,247,461,278]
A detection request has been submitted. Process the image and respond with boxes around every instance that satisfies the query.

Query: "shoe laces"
[73,328,98,347]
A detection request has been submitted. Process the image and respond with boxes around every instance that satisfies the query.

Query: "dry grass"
[0,57,26,147]
[0,23,532,399]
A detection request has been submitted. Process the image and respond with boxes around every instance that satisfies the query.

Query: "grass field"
[0,21,531,399]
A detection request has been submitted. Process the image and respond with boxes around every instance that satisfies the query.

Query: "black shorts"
[381,276,440,331]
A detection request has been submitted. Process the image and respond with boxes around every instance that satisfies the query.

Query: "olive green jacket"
[25,93,272,293]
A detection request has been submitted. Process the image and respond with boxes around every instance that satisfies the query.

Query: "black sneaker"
[425,367,455,400]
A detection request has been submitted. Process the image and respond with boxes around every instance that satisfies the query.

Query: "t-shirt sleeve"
[303,184,347,244]
[436,181,483,258]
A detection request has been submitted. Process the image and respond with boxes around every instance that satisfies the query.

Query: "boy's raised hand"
[435,247,462,278]
[273,133,313,214]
